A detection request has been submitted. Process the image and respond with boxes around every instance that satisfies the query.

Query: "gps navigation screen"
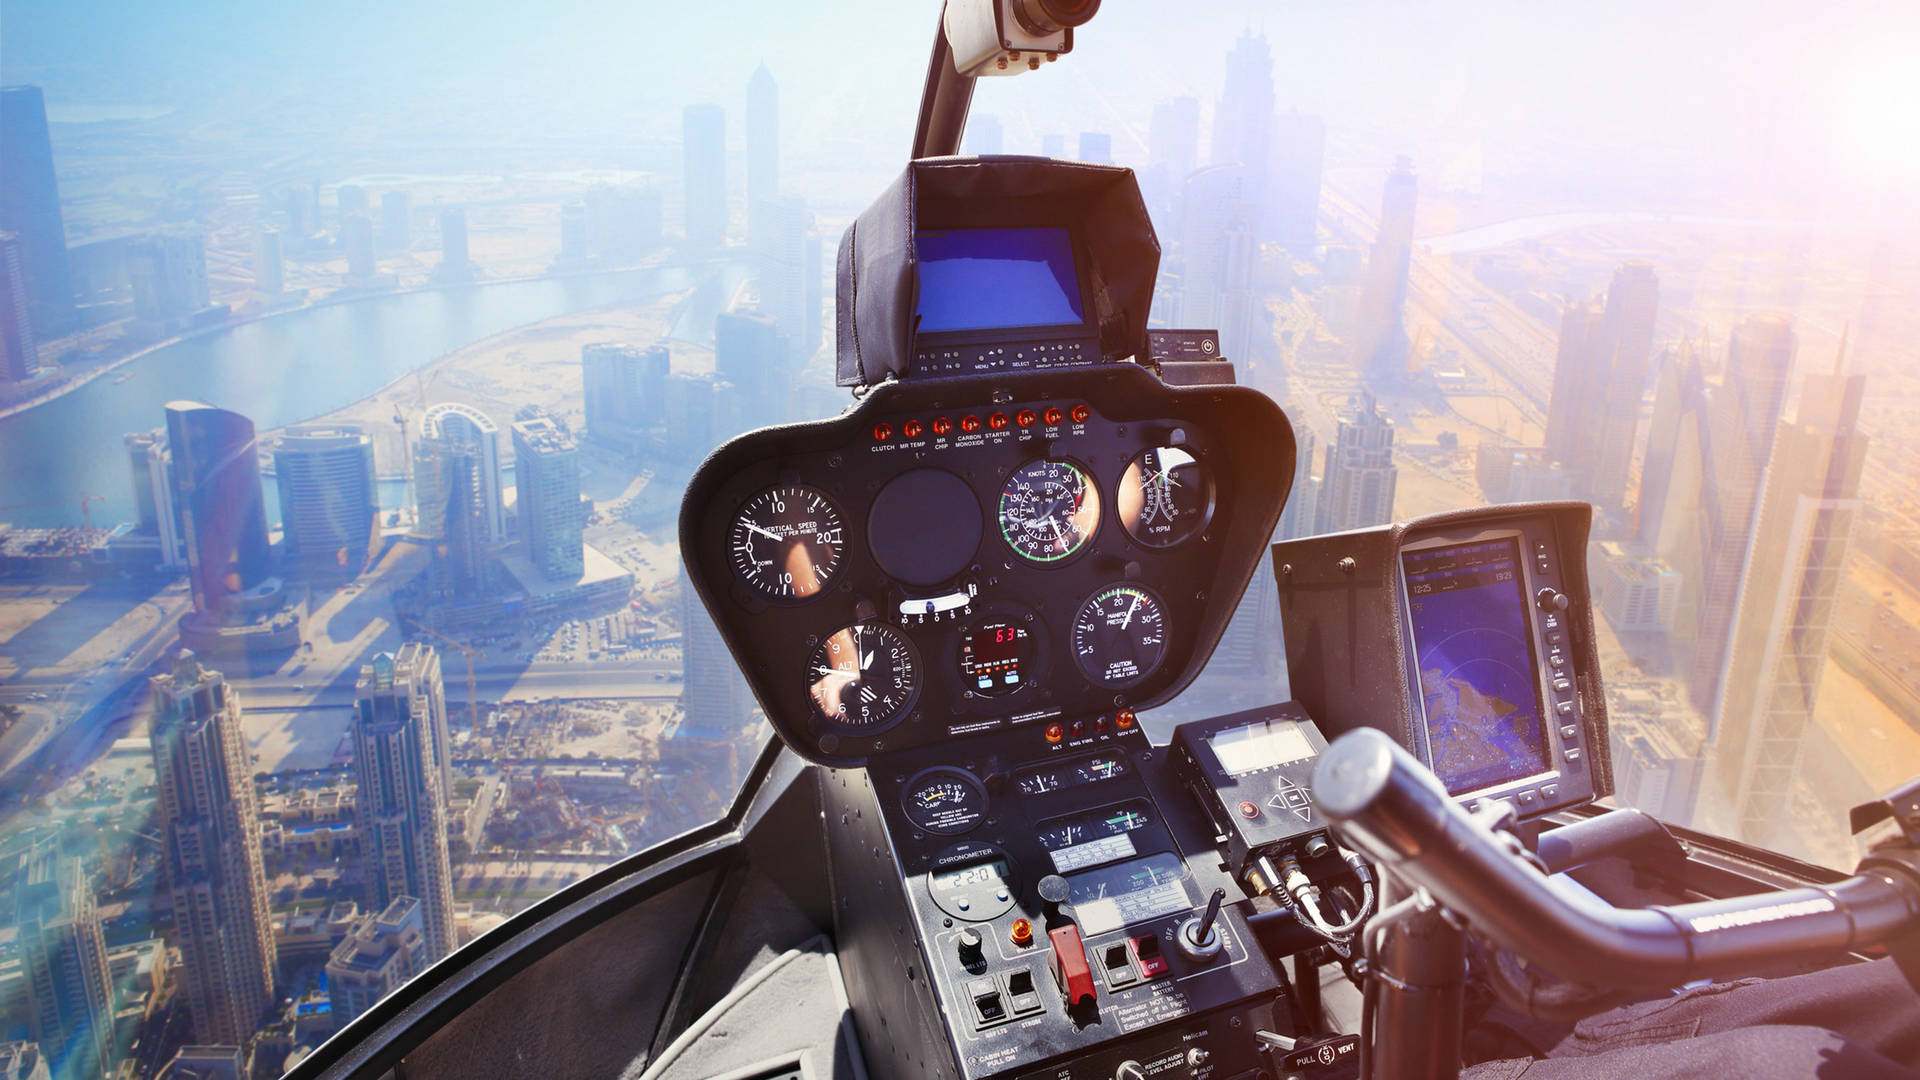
[1402,539,1551,794]
[914,227,1086,333]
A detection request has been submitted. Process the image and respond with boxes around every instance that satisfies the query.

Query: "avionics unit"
[1272,504,1609,818]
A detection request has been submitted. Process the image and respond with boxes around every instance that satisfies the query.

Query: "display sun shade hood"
[834,156,1161,388]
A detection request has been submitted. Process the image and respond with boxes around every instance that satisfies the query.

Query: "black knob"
[1535,588,1569,612]
[1114,1063,1146,1080]
[957,928,984,964]
[1037,873,1072,928]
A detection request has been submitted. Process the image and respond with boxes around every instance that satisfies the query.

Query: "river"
[0,261,751,529]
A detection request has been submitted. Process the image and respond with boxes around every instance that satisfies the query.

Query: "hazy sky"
[5,1,1918,217]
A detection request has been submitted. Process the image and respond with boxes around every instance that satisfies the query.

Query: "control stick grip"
[1311,728,1920,989]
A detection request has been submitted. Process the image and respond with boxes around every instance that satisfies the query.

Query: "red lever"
[1048,924,1096,1009]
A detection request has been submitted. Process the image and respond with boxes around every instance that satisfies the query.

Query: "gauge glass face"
[1072,585,1168,687]
[958,618,1033,695]
[1036,800,1154,850]
[730,485,845,600]
[902,767,989,834]
[998,459,1101,563]
[1117,446,1213,548]
[807,623,920,731]
[1015,752,1130,796]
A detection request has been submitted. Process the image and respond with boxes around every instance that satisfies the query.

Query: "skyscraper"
[1689,316,1795,716]
[1353,159,1417,388]
[1269,111,1325,249]
[326,897,429,1026]
[149,652,277,1047]
[352,647,456,961]
[274,424,378,575]
[380,191,410,251]
[757,198,812,364]
[127,233,211,323]
[965,114,1004,156]
[1177,165,1258,362]
[0,86,74,333]
[1636,338,1710,551]
[746,65,779,252]
[14,847,112,1080]
[511,408,586,579]
[437,209,472,281]
[344,214,377,280]
[1316,393,1397,533]
[1277,419,1318,541]
[124,428,186,567]
[1078,132,1112,164]
[1710,357,1867,836]
[679,561,752,738]
[1145,97,1201,221]
[252,228,285,296]
[416,403,506,545]
[0,232,40,381]
[1211,31,1273,177]
[337,183,369,226]
[582,342,669,437]
[683,104,727,250]
[716,309,791,429]
[1543,262,1659,511]
[165,402,273,618]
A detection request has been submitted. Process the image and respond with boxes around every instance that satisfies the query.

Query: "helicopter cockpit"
[286,5,1920,1080]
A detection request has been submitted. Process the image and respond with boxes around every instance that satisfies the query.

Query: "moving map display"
[1402,539,1551,794]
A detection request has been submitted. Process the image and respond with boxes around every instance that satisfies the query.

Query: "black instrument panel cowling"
[679,365,1295,768]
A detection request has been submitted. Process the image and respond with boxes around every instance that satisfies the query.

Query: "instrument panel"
[680,365,1294,766]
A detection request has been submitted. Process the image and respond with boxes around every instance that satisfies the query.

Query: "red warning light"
[902,419,925,438]
[932,416,953,436]
[873,423,893,441]
[960,415,982,433]
[1071,404,1091,423]
[988,413,1010,430]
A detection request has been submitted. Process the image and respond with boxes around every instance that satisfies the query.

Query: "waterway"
[0,261,751,529]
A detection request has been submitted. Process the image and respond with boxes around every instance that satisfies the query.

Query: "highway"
[231,658,683,711]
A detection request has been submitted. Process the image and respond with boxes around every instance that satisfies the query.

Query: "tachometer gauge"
[1072,585,1168,688]
[999,459,1101,563]
[902,767,989,835]
[730,485,845,600]
[1117,446,1213,548]
[807,623,920,731]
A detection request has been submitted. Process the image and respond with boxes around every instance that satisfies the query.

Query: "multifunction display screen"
[1402,539,1551,794]
[914,227,1086,333]
[1208,720,1318,776]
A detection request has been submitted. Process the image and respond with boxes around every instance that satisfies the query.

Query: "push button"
[1130,934,1168,979]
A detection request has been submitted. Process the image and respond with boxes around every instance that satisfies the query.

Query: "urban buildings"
[13,847,112,1080]
[343,215,377,281]
[273,424,378,575]
[511,408,586,580]
[326,897,429,1027]
[164,401,274,618]
[582,342,668,449]
[351,647,457,960]
[0,1042,48,1080]
[683,104,727,250]
[252,228,285,296]
[1591,541,1683,633]
[1352,158,1417,387]
[757,198,814,364]
[0,232,39,381]
[1635,338,1711,551]
[436,209,473,282]
[1210,32,1273,198]
[416,403,506,544]
[1711,360,1869,837]
[746,64,779,252]
[715,310,791,430]
[127,232,217,335]
[124,428,186,567]
[679,562,752,739]
[416,404,506,599]
[1277,418,1318,541]
[0,86,74,333]
[1686,316,1795,716]
[1315,393,1398,533]
[336,184,368,224]
[1543,262,1660,514]
[149,652,278,1047]
[1176,165,1258,362]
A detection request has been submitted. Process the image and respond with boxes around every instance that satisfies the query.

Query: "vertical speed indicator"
[730,485,845,601]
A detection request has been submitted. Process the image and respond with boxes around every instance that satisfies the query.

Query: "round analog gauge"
[806,623,920,731]
[730,485,845,600]
[958,618,1035,696]
[1072,585,1169,688]
[902,767,989,835]
[1118,446,1213,548]
[999,459,1102,563]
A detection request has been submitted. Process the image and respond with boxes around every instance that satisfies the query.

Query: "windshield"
[2,0,1917,1074]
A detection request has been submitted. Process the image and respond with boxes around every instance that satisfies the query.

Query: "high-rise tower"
[716,309,792,430]
[164,402,273,619]
[274,424,378,575]
[1315,393,1397,533]
[0,232,40,381]
[511,408,586,579]
[149,652,277,1047]
[1543,262,1659,511]
[14,846,113,1080]
[352,646,457,961]
[0,86,74,333]
[683,104,727,250]
[746,65,779,252]
[416,403,506,545]
[1177,165,1258,362]
[1353,159,1417,388]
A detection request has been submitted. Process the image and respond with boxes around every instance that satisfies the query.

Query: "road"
[231,659,683,711]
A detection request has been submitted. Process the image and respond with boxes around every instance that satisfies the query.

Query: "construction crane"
[404,617,485,733]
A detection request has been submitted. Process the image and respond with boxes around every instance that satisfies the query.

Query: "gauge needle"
[743,520,784,543]
[1123,594,1140,628]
